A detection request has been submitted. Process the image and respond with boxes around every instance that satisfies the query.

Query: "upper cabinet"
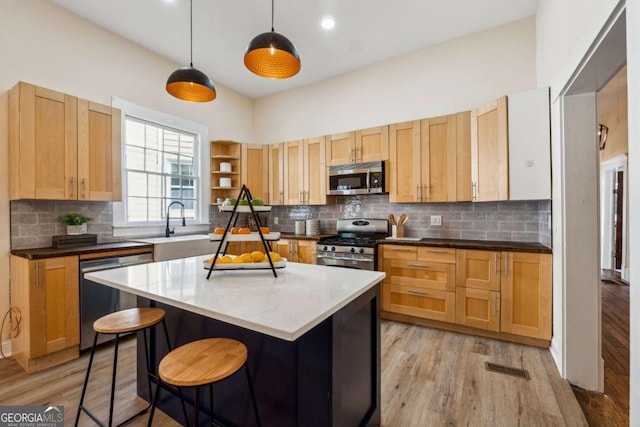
[507,88,551,200]
[241,143,269,203]
[326,126,389,166]
[283,140,304,205]
[303,137,327,205]
[471,96,509,202]
[389,114,470,203]
[268,143,284,206]
[9,82,121,201]
[211,140,241,204]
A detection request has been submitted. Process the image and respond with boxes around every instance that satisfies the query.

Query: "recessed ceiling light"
[321,16,335,30]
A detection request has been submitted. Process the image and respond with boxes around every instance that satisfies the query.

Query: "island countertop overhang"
[85,257,385,341]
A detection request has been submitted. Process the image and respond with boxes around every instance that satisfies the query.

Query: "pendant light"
[244,0,301,79]
[166,0,216,102]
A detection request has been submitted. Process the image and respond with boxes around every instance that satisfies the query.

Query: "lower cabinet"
[271,238,317,264]
[10,255,80,373]
[226,241,265,255]
[379,244,552,345]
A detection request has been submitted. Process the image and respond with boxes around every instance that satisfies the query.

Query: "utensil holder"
[392,224,404,238]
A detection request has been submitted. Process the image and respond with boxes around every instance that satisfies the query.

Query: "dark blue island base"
[137,285,380,427]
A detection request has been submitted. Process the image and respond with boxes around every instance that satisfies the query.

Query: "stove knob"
[359,248,365,254]
[323,246,328,251]
[350,248,355,253]
[331,246,336,252]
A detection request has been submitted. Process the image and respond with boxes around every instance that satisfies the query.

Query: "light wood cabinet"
[471,96,509,201]
[388,121,421,203]
[271,239,317,264]
[325,127,388,166]
[227,241,265,255]
[268,143,284,205]
[380,245,456,322]
[211,140,241,203]
[10,255,80,373]
[501,252,552,340]
[303,137,327,205]
[241,143,269,203]
[420,114,457,202]
[283,140,304,205]
[456,249,500,291]
[9,82,121,201]
[455,287,500,332]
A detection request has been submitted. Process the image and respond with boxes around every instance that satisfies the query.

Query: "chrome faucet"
[165,201,186,237]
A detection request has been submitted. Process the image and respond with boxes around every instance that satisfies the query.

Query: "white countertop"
[85,257,385,341]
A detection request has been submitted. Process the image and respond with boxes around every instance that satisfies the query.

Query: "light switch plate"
[273,217,279,225]
[430,215,442,226]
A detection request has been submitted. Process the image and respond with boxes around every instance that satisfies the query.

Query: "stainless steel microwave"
[327,161,385,195]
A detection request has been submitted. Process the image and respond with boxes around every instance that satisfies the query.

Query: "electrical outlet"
[430,215,442,226]
[273,217,279,225]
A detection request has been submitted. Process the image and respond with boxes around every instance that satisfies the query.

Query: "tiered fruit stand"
[206,185,282,278]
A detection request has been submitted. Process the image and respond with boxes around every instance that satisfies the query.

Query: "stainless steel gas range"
[316,218,389,271]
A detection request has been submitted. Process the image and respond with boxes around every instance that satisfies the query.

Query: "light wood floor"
[0,323,586,426]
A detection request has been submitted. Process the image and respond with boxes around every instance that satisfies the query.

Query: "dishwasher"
[80,253,153,351]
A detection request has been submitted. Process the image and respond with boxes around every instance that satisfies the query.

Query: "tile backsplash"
[11,200,116,250]
[210,195,552,246]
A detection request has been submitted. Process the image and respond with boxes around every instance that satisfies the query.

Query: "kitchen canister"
[219,177,232,187]
[305,219,320,236]
[294,220,306,235]
[220,162,232,172]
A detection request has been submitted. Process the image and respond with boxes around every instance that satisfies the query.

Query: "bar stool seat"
[75,307,187,427]
[148,338,261,426]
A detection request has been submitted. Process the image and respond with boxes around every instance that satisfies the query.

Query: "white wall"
[626,0,639,422]
[254,18,537,143]
[0,0,254,348]
[537,0,639,422]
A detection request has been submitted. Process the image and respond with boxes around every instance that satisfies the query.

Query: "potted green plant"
[58,213,92,235]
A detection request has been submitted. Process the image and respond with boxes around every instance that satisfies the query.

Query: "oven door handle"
[317,255,373,262]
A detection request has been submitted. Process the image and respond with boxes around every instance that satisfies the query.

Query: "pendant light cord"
[190,0,193,67]
[271,0,275,32]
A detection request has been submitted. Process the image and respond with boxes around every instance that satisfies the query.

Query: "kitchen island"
[85,257,385,426]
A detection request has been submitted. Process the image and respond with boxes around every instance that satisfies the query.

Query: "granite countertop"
[11,241,154,260]
[86,258,386,341]
[379,238,552,254]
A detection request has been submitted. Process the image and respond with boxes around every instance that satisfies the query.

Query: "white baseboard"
[0,339,11,359]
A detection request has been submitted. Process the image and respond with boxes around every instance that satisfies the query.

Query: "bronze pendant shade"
[166,0,216,102]
[244,0,301,79]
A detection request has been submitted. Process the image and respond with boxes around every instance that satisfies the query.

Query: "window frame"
[112,98,210,234]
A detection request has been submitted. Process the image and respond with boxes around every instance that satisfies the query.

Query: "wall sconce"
[598,124,609,150]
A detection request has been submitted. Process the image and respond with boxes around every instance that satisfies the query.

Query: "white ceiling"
[51,0,539,99]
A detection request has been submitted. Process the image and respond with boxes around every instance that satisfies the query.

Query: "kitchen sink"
[133,234,220,261]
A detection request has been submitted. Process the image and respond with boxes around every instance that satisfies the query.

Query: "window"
[112,98,209,231]
[124,117,198,223]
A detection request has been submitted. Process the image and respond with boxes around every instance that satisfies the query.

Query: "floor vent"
[485,362,531,380]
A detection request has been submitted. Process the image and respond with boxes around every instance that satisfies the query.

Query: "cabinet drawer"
[417,247,456,263]
[383,283,455,323]
[382,245,417,260]
[388,259,455,292]
[455,287,500,332]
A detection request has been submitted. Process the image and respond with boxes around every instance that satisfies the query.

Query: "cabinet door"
[303,137,327,205]
[501,252,552,340]
[420,115,457,202]
[388,259,455,292]
[268,143,284,205]
[456,250,500,291]
[471,96,508,201]
[355,126,389,163]
[383,284,455,323]
[271,239,294,261]
[283,141,304,205]
[11,256,79,359]
[455,287,500,332]
[325,132,355,166]
[296,240,317,264]
[10,82,78,200]
[242,143,269,203]
[456,111,472,201]
[389,121,421,203]
[77,100,121,201]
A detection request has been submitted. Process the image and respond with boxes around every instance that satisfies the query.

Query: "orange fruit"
[219,255,233,263]
[251,251,265,262]
[232,256,244,264]
[240,253,254,263]
[260,227,270,235]
[213,227,225,235]
[231,227,240,234]
[238,228,251,234]
[268,252,282,262]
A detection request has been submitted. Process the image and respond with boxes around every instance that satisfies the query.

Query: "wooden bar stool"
[147,337,261,427]
[75,307,188,427]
